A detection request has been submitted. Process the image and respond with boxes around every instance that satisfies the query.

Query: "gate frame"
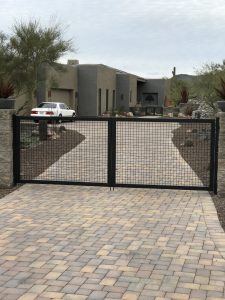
[113,117,218,192]
[13,115,219,192]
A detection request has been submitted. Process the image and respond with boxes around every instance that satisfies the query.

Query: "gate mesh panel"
[18,117,213,189]
[115,121,211,187]
[20,119,108,184]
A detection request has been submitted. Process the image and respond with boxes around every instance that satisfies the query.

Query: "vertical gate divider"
[111,118,116,188]
[13,115,20,184]
[213,118,220,194]
[107,118,116,188]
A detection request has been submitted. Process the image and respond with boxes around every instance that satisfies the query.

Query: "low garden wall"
[0,109,15,187]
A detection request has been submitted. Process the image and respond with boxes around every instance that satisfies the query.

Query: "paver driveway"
[0,185,225,300]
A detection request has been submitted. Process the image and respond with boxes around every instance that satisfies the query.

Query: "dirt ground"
[0,128,84,198]
[172,123,211,186]
[20,129,85,180]
[0,185,22,199]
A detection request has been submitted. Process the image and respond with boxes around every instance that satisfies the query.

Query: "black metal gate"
[13,116,219,192]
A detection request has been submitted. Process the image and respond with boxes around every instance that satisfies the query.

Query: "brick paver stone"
[0,184,224,299]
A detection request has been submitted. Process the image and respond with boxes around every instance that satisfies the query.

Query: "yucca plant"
[0,79,14,98]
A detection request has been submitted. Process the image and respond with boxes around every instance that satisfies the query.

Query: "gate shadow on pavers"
[13,116,219,193]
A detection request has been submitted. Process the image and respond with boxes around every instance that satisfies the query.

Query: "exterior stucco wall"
[15,61,169,116]
[15,64,78,114]
[116,74,138,111]
[46,65,78,110]
[47,64,77,90]
[77,65,97,116]
[116,74,130,111]
[129,75,137,108]
[15,94,37,115]
[139,79,167,107]
[97,65,117,114]
[78,64,117,116]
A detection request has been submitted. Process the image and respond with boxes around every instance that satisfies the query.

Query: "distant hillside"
[174,74,195,82]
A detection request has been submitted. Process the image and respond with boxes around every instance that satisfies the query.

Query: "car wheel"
[72,112,76,121]
[58,114,62,124]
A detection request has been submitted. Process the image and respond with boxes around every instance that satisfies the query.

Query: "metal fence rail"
[13,116,218,192]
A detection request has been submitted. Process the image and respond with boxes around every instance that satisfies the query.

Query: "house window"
[143,93,158,105]
[130,90,132,103]
[121,94,124,100]
[106,89,109,111]
[98,89,102,115]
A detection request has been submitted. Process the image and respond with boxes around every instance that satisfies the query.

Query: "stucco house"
[15,60,168,116]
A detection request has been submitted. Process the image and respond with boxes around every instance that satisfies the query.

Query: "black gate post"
[213,118,219,194]
[209,119,218,193]
[108,118,116,188]
[13,115,20,184]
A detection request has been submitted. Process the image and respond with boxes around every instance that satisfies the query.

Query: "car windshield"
[38,103,57,108]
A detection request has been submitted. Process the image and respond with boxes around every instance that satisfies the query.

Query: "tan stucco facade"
[96,65,117,114]
[45,64,78,110]
[116,74,138,111]
[15,60,167,116]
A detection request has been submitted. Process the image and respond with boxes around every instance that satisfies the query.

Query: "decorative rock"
[186,128,198,133]
[198,128,210,141]
[31,130,39,136]
[189,98,215,118]
[47,128,54,136]
[217,100,225,112]
[58,125,66,132]
[183,139,194,147]
[50,134,60,140]
[127,112,133,117]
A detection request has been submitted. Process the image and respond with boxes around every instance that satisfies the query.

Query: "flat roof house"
[15,60,168,116]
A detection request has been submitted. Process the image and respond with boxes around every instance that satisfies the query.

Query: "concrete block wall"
[0,110,15,187]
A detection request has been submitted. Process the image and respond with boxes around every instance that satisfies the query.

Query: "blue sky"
[1,0,225,78]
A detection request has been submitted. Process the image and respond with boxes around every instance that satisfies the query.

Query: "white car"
[30,102,76,119]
